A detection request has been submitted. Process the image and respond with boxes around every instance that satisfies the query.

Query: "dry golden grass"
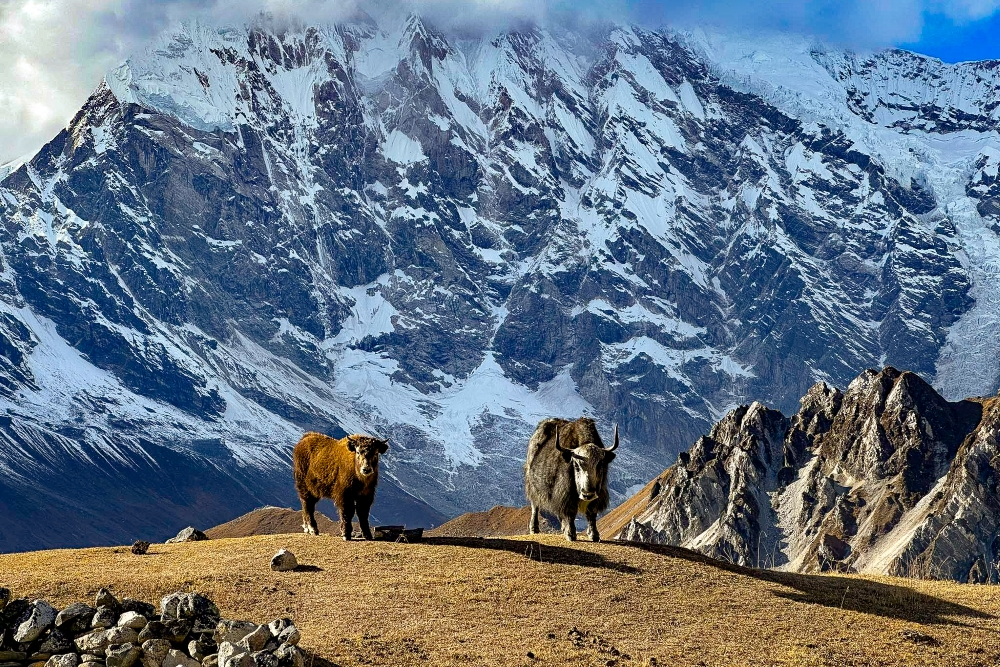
[2,535,1000,666]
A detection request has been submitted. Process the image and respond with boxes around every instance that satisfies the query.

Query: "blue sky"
[902,11,1000,62]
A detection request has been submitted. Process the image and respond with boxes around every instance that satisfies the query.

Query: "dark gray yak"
[524,417,618,542]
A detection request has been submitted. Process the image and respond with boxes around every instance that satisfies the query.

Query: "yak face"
[567,444,614,502]
[347,437,389,479]
[555,423,619,503]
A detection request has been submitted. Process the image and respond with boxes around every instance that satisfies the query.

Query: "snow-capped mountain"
[615,366,1000,583]
[0,12,998,551]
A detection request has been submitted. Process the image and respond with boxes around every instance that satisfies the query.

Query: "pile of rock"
[0,588,305,667]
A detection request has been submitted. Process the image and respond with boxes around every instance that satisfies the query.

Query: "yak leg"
[338,497,356,541]
[528,504,540,535]
[586,506,601,543]
[356,496,375,541]
[561,514,577,542]
[300,494,319,535]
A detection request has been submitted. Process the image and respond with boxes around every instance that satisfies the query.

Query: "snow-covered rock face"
[618,367,1000,582]
[1,14,999,551]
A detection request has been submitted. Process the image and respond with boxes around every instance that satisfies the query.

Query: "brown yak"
[293,432,389,540]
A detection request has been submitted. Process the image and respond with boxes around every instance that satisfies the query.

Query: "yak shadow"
[612,540,993,627]
[423,536,640,574]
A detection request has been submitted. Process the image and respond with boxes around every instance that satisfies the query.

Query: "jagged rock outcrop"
[618,367,1000,582]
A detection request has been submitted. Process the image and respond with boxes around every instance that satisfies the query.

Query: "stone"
[45,655,80,667]
[269,551,297,573]
[275,627,298,648]
[0,652,27,662]
[119,601,155,619]
[273,645,304,667]
[160,594,217,634]
[116,613,147,630]
[56,603,96,633]
[202,656,218,667]
[105,644,141,667]
[236,627,269,653]
[95,590,119,611]
[29,661,47,667]
[92,607,119,629]
[140,640,171,667]
[79,656,102,664]
[162,650,200,667]
[15,600,58,643]
[80,662,104,667]
[165,529,207,545]
[249,653,276,667]
[215,643,240,667]
[189,639,217,661]
[104,627,140,648]
[75,631,111,656]
[130,542,150,556]
[137,622,166,643]
[0,588,10,612]
[265,620,291,639]
[38,629,74,655]
[0,598,29,630]
[212,622,257,646]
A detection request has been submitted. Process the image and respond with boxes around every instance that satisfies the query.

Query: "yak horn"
[606,424,619,452]
[554,427,572,452]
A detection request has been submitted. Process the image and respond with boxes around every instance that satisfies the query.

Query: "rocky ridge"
[0,588,305,667]
[1,12,1000,551]
[616,367,1000,582]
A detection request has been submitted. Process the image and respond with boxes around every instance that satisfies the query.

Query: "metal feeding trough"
[372,525,424,542]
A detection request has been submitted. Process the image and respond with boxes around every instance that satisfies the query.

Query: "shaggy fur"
[293,432,388,540]
[524,417,617,542]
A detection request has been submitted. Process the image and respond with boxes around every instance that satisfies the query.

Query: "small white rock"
[270,549,298,572]
[117,612,147,630]
[161,649,200,667]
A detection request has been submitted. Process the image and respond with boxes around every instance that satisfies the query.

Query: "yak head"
[347,436,389,479]
[556,424,619,502]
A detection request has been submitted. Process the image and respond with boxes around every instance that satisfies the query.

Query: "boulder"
[187,640,216,662]
[79,662,103,667]
[140,640,171,667]
[165,528,207,544]
[74,631,111,656]
[44,655,79,667]
[0,598,29,632]
[0,588,10,612]
[269,551,297,573]
[15,600,58,643]
[249,653,276,667]
[160,594,218,634]
[95,589,119,611]
[38,629,74,655]
[105,644,141,667]
[55,604,96,634]
[130,542,150,556]
[265,620,291,639]
[120,600,156,619]
[117,613,147,630]
[162,650,200,667]
[273,645,304,667]
[212,622,257,646]
[92,606,119,629]
[202,656,218,667]
[275,627,298,648]
[0,653,27,662]
[236,627,269,654]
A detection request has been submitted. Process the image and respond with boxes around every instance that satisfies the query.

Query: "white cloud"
[0,0,998,163]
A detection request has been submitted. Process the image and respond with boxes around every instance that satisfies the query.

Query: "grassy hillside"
[2,535,999,666]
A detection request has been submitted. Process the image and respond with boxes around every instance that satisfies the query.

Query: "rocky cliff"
[617,367,1000,582]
